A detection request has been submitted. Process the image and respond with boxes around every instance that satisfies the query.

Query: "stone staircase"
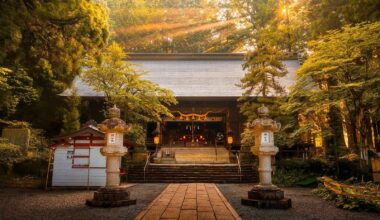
[154,147,231,164]
[126,164,258,183]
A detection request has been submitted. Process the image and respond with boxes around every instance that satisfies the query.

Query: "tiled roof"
[61,54,300,97]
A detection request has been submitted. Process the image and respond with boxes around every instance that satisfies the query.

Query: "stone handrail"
[236,152,242,182]
[144,152,152,182]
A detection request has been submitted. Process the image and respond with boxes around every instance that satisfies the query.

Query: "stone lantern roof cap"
[108,105,121,118]
[98,105,130,132]
[249,104,281,131]
[258,104,269,117]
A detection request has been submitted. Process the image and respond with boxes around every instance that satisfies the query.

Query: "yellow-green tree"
[286,22,380,154]
[82,42,177,144]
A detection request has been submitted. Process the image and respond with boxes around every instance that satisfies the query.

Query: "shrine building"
[62,53,300,164]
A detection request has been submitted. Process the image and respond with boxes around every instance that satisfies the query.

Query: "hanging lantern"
[152,123,160,146]
[227,130,233,145]
[153,135,160,145]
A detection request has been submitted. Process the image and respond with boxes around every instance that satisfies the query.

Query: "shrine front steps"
[126,164,258,183]
[157,147,231,164]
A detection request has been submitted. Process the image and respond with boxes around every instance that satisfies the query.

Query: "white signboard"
[261,132,270,144]
[108,133,116,144]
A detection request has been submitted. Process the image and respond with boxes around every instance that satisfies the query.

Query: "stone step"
[126,163,258,183]
[155,147,231,163]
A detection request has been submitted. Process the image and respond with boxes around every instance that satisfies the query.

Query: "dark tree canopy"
[0,0,109,132]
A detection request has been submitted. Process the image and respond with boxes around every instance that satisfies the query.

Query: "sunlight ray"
[168,19,239,38]
[114,21,199,35]
[132,18,242,44]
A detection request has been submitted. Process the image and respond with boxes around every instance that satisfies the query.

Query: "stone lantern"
[241,104,291,209]
[86,105,136,207]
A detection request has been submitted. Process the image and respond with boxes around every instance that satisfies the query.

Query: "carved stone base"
[241,187,291,209]
[86,187,136,208]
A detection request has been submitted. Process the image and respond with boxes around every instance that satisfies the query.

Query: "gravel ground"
[217,184,380,220]
[0,184,167,220]
[218,184,380,220]
[1,184,379,220]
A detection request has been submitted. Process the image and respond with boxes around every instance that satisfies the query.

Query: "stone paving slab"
[135,183,241,220]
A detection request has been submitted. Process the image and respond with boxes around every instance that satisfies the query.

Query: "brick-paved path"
[135,183,241,220]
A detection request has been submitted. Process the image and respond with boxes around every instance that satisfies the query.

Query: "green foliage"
[286,22,380,153]
[106,0,380,53]
[0,0,109,92]
[0,121,48,177]
[240,126,255,148]
[303,0,380,39]
[277,158,334,174]
[312,186,336,200]
[312,185,379,212]
[227,0,279,47]
[61,90,81,134]
[239,45,288,97]
[28,128,49,158]
[125,123,146,147]
[337,157,370,180]
[238,42,292,147]
[108,0,232,52]
[0,0,109,130]
[273,158,334,186]
[273,169,309,187]
[0,68,38,117]
[82,42,177,143]
[12,157,48,177]
[0,67,11,86]
[0,138,23,174]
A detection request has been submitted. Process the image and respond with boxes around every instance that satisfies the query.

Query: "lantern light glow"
[154,136,160,145]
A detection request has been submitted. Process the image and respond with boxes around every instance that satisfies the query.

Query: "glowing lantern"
[152,122,160,149]
[227,131,233,145]
[315,134,322,148]
[153,135,160,145]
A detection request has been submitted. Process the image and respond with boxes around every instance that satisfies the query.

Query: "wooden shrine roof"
[61,53,300,98]
[52,124,134,147]
[52,125,104,141]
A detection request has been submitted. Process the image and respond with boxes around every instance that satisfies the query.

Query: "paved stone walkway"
[135,183,241,220]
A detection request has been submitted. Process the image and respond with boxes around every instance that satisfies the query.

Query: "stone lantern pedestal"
[241,105,291,209]
[86,105,136,207]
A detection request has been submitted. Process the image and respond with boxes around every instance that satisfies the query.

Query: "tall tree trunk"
[373,118,380,152]
[348,114,360,153]
[326,106,345,156]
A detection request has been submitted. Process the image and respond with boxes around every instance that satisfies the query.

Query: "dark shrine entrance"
[143,99,245,164]
[163,121,225,147]
[145,98,244,153]
[161,110,227,147]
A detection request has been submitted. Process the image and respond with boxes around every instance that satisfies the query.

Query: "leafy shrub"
[312,185,336,200]
[276,158,334,175]
[0,138,23,174]
[273,169,310,187]
[312,185,379,212]
[276,157,370,182]
[28,128,49,156]
[273,158,336,186]
[13,157,48,177]
[337,158,370,180]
